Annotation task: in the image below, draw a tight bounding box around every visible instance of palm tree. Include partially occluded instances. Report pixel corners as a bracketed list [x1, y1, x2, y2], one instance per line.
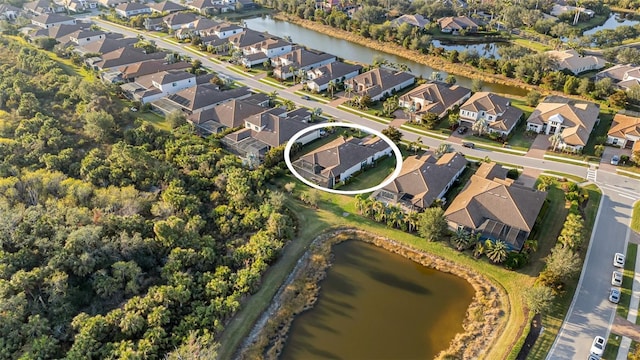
[386, 206, 405, 229]
[523, 239, 539, 254]
[372, 200, 386, 222]
[472, 118, 489, 137]
[473, 240, 485, 259]
[282, 99, 295, 111]
[268, 91, 278, 107]
[549, 132, 563, 152]
[327, 80, 336, 99]
[355, 194, 365, 214]
[345, 86, 353, 99]
[485, 239, 509, 264]
[405, 210, 419, 233]
[361, 197, 374, 217]
[451, 228, 471, 251]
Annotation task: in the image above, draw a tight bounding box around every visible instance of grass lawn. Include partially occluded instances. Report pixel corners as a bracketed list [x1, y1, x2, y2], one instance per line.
[617, 243, 638, 319]
[137, 111, 170, 131]
[574, 14, 609, 32]
[632, 202, 640, 233]
[527, 184, 602, 359]
[511, 37, 551, 52]
[602, 332, 623, 360]
[584, 110, 614, 157]
[541, 170, 586, 183]
[338, 156, 397, 191]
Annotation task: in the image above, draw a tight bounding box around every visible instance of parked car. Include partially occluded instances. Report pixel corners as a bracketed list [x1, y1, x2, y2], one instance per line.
[611, 155, 620, 165]
[590, 336, 606, 356]
[462, 142, 475, 149]
[612, 271, 623, 286]
[457, 126, 468, 134]
[614, 252, 625, 268]
[301, 95, 310, 100]
[587, 355, 600, 360]
[609, 288, 621, 304]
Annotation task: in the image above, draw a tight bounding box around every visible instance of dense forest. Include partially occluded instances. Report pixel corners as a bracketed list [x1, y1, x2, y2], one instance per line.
[0, 37, 295, 358]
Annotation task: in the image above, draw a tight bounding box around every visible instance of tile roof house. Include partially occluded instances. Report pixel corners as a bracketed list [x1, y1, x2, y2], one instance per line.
[437, 16, 479, 34]
[188, 99, 267, 135]
[228, 30, 292, 67]
[97, 0, 128, 7]
[154, 84, 252, 114]
[222, 107, 318, 159]
[306, 61, 362, 92]
[68, 29, 107, 46]
[187, 0, 236, 15]
[444, 162, 547, 251]
[272, 47, 336, 80]
[31, 13, 76, 28]
[597, 65, 640, 90]
[344, 68, 416, 101]
[372, 151, 467, 211]
[607, 113, 640, 152]
[0, 4, 20, 20]
[31, 23, 88, 44]
[89, 47, 167, 71]
[23, 0, 63, 15]
[162, 12, 199, 30]
[149, 0, 186, 13]
[175, 18, 220, 39]
[120, 70, 196, 103]
[547, 49, 606, 75]
[399, 81, 471, 121]
[459, 92, 523, 136]
[115, 2, 151, 18]
[292, 135, 393, 189]
[391, 14, 429, 29]
[526, 96, 600, 152]
[74, 36, 138, 56]
[118, 59, 191, 82]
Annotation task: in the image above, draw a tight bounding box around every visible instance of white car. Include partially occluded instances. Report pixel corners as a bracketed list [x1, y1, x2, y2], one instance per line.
[588, 355, 600, 360]
[591, 336, 606, 356]
[609, 288, 621, 304]
[614, 252, 625, 268]
[610, 155, 620, 165]
[612, 271, 623, 286]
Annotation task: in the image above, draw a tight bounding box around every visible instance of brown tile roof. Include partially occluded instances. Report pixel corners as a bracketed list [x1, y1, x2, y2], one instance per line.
[400, 81, 471, 117]
[527, 95, 600, 147]
[162, 12, 198, 26]
[120, 59, 191, 80]
[444, 163, 547, 249]
[244, 108, 312, 148]
[78, 37, 137, 55]
[149, 0, 185, 12]
[375, 151, 467, 209]
[597, 64, 637, 82]
[96, 47, 167, 70]
[391, 14, 429, 28]
[188, 99, 266, 128]
[437, 16, 479, 31]
[609, 113, 640, 139]
[460, 91, 509, 116]
[344, 68, 415, 99]
[166, 84, 251, 112]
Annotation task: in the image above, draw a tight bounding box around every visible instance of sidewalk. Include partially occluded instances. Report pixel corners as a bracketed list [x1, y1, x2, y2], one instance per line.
[616, 247, 640, 360]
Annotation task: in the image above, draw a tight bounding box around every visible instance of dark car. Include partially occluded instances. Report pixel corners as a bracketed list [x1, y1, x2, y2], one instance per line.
[457, 126, 468, 134]
[462, 142, 475, 149]
[301, 95, 311, 100]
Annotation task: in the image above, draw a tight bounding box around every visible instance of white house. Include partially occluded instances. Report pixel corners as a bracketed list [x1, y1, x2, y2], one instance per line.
[115, 2, 151, 18]
[399, 81, 471, 121]
[306, 61, 362, 92]
[0, 4, 20, 20]
[31, 13, 76, 29]
[69, 30, 106, 46]
[211, 23, 242, 38]
[547, 49, 606, 75]
[607, 113, 640, 151]
[240, 38, 292, 68]
[458, 92, 523, 136]
[271, 48, 336, 80]
[121, 70, 196, 104]
[526, 95, 600, 152]
[344, 68, 415, 102]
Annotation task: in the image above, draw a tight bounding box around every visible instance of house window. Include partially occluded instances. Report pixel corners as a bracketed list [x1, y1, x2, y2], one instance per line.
[173, 82, 177, 87]
[612, 138, 618, 145]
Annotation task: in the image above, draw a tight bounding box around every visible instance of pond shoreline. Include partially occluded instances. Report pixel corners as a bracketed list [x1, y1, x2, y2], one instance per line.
[272, 13, 533, 95]
[235, 227, 508, 360]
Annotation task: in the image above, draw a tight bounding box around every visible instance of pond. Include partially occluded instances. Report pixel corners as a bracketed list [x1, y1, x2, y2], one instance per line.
[432, 39, 505, 59]
[583, 13, 640, 36]
[280, 240, 475, 360]
[244, 16, 528, 96]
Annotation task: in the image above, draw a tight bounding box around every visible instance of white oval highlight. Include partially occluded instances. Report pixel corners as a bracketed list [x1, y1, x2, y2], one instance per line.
[284, 122, 403, 195]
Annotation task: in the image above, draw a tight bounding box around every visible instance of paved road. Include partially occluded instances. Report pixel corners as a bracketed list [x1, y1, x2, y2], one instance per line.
[92, 19, 640, 359]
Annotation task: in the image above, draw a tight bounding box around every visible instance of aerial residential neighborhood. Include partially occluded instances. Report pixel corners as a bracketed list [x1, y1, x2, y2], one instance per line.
[0, 0, 639, 359]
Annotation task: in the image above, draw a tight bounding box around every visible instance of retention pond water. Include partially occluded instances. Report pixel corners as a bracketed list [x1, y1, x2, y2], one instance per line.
[280, 240, 475, 359]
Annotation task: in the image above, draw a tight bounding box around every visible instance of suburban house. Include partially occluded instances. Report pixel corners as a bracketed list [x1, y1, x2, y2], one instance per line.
[68, 29, 106, 46]
[546, 49, 606, 75]
[207, 22, 243, 38]
[148, 0, 186, 13]
[187, 0, 236, 14]
[437, 16, 479, 34]
[188, 98, 267, 135]
[292, 135, 393, 189]
[23, 0, 63, 15]
[607, 113, 640, 151]
[31, 23, 89, 46]
[227, 30, 292, 67]
[526, 96, 600, 152]
[399, 81, 471, 122]
[0, 4, 20, 20]
[550, 4, 595, 18]
[162, 12, 199, 30]
[62, 0, 98, 13]
[118, 59, 191, 82]
[596, 64, 640, 90]
[120, 70, 196, 104]
[458, 92, 523, 136]
[115, 2, 151, 18]
[97, 0, 128, 7]
[74, 36, 136, 56]
[344, 68, 416, 102]
[372, 151, 467, 211]
[88, 47, 167, 71]
[31, 13, 76, 29]
[391, 14, 429, 29]
[223, 107, 318, 159]
[444, 162, 547, 251]
[152, 84, 252, 114]
[306, 61, 362, 92]
[272, 47, 336, 80]
[175, 18, 220, 39]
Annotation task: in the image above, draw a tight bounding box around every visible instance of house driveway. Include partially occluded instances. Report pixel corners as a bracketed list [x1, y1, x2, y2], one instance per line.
[526, 135, 550, 159]
[601, 146, 633, 171]
[515, 168, 542, 189]
[612, 315, 640, 343]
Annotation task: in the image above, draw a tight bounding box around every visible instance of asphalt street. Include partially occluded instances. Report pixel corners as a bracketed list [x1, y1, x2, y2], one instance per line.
[91, 18, 640, 359]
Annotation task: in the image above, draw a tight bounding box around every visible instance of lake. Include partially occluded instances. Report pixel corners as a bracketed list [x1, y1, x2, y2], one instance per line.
[280, 240, 475, 360]
[583, 13, 640, 36]
[244, 16, 528, 96]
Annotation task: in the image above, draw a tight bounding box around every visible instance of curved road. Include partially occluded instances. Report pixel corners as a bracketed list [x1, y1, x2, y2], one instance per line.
[91, 18, 640, 359]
